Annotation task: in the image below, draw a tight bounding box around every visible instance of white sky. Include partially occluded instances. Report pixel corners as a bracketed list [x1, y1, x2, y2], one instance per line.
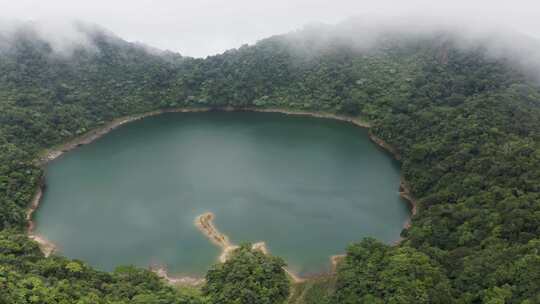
[1, 0, 539, 57]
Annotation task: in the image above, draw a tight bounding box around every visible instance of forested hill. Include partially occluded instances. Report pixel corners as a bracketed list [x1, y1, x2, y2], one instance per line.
[0, 21, 539, 303]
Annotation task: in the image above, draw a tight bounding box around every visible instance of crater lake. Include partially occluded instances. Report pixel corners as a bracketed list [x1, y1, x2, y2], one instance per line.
[34, 111, 410, 277]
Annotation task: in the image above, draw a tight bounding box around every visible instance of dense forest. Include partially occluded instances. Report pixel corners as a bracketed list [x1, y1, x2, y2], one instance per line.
[0, 21, 539, 303]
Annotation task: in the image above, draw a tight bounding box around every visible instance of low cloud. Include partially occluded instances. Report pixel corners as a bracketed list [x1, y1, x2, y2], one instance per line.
[276, 15, 540, 81]
[0, 19, 102, 57]
[1, 13, 540, 81]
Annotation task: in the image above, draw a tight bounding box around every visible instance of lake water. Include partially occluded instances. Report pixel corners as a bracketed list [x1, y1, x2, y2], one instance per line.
[34, 111, 409, 277]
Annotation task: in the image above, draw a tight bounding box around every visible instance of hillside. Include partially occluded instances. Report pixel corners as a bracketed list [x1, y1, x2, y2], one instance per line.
[0, 21, 539, 303]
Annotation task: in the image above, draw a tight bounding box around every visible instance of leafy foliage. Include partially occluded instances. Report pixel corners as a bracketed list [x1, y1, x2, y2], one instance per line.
[204, 244, 289, 304]
[0, 22, 539, 303]
[333, 238, 453, 303]
[0, 231, 203, 304]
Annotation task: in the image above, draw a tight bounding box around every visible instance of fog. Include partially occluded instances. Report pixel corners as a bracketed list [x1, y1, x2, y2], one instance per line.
[300, 15, 540, 68]
[0, 0, 539, 57]
[2, 0, 540, 79]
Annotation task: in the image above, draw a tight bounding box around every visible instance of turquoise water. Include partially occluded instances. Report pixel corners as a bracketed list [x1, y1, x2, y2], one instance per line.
[34, 111, 409, 276]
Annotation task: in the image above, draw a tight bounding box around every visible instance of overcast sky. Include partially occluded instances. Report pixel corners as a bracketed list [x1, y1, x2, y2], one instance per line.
[0, 0, 539, 57]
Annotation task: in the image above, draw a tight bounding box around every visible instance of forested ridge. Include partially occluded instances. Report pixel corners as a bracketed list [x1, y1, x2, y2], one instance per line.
[0, 21, 539, 303]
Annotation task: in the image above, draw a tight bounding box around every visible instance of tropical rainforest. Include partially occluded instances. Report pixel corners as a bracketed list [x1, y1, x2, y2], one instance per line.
[0, 20, 539, 303]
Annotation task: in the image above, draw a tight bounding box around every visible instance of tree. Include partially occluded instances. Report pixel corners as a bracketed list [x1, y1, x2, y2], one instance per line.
[333, 238, 454, 304]
[203, 244, 290, 304]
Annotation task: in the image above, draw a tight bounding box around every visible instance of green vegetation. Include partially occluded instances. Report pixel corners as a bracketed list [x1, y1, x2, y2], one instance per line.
[0, 22, 539, 303]
[0, 231, 203, 303]
[288, 276, 335, 304]
[334, 238, 453, 303]
[204, 244, 289, 304]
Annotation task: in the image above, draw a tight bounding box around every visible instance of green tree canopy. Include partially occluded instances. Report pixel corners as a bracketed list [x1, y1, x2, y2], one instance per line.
[204, 244, 290, 304]
[333, 238, 453, 304]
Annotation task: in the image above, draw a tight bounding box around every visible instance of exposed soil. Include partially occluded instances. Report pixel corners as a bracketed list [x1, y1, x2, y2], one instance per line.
[194, 212, 305, 283]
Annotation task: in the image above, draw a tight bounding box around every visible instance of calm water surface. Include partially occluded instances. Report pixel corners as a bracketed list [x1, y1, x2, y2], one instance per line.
[35, 112, 409, 276]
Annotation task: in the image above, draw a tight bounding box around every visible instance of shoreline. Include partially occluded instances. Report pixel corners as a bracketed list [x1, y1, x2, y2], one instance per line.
[26, 105, 417, 284]
[399, 179, 417, 229]
[330, 254, 346, 272]
[150, 265, 205, 287]
[26, 179, 57, 257]
[250, 108, 417, 228]
[194, 212, 239, 263]
[194, 212, 305, 283]
[36, 107, 216, 165]
[27, 107, 217, 253]
[246, 108, 371, 129]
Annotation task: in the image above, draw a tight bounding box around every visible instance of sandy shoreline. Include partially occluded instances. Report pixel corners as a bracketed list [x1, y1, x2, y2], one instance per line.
[195, 212, 239, 263]
[150, 265, 205, 286]
[251, 107, 417, 226]
[26, 105, 417, 284]
[26, 180, 57, 257]
[365, 131, 417, 229]
[27, 107, 221, 255]
[330, 254, 346, 272]
[36, 107, 216, 165]
[194, 212, 305, 283]
[399, 179, 417, 229]
[247, 108, 371, 129]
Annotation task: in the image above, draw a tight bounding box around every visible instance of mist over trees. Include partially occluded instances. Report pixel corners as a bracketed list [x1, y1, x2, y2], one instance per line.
[0, 19, 539, 303]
